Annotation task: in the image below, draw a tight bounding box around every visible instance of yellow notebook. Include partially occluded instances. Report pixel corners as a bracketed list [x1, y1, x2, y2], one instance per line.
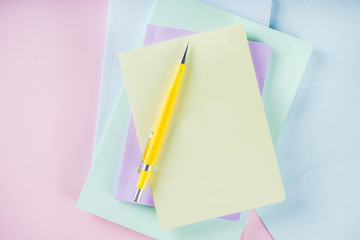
[119, 24, 284, 230]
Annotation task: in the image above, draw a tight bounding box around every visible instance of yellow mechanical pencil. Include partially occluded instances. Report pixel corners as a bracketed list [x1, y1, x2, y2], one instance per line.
[134, 42, 189, 202]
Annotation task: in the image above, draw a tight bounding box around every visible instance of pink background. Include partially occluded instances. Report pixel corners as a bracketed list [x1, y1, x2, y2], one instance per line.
[0, 1, 271, 239]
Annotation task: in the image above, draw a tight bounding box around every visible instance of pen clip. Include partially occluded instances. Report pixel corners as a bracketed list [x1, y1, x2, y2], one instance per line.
[137, 132, 153, 173]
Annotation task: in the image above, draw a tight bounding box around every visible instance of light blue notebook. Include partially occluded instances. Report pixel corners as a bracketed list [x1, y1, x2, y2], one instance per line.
[93, 0, 156, 154]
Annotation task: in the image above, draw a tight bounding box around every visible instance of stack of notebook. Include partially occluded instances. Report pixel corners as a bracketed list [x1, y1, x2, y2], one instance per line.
[77, 0, 312, 239]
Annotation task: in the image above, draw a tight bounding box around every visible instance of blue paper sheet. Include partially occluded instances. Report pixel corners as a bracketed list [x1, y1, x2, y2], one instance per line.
[256, 1, 360, 239]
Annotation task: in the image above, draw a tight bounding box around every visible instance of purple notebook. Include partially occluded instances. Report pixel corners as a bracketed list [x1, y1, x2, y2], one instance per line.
[116, 24, 270, 221]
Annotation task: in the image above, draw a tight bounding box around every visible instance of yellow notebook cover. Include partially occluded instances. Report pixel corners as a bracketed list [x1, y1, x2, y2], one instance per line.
[119, 24, 284, 230]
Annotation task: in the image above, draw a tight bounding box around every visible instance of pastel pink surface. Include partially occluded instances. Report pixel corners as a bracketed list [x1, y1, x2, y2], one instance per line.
[240, 210, 274, 240]
[0, 1, 151, 240]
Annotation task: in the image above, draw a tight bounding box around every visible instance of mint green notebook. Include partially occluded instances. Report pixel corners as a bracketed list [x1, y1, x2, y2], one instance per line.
[77, 0, 312, 238]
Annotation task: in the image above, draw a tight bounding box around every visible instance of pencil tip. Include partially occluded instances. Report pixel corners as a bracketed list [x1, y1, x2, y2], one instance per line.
[180, 42, 189, 64]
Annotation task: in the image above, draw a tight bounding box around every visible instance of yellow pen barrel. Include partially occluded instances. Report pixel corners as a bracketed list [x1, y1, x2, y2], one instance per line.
[136, 170, 151, 190]
[167, 63, 185, 108]
[144, 63, 186, 167]
[134, 59, 187, 202]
